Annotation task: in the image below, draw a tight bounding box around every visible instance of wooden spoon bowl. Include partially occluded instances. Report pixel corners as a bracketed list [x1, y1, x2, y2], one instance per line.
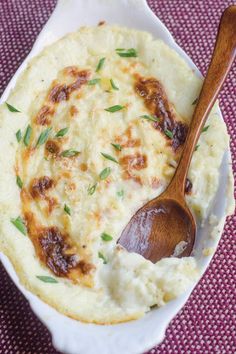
[118, 196, 195, 263]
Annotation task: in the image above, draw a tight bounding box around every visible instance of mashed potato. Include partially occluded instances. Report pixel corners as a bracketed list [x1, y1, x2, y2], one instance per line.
[0, 25, 232, 323]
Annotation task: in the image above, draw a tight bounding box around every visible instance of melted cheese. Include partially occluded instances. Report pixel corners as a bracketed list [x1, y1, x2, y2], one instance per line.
[0, 25, 233, 324]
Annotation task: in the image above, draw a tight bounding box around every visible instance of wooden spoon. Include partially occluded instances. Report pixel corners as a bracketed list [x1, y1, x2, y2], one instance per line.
[118, 5, 236, 263]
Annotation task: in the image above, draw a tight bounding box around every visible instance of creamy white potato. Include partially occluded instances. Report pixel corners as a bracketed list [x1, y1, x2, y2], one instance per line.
[0, 25, 233, 324]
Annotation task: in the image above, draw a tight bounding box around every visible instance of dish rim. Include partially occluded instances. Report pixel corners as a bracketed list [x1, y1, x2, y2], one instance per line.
[0, 1, 233, 354]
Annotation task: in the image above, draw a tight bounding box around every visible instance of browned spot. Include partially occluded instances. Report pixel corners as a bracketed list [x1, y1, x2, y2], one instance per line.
[69, 70, 90, 91]
[61, 171, 71, 179]
[122, 67, 130, 74]
[35, 106, 54, 125]
[77, 260, 94, 275]
[67, 182, 76, 191]
[46, 197, 58, 214]
[120, 153, 147, 185]
[134, 74, 188, 151]
[45, 140, 60, 155]
[151, 177, 160, 189]
[130, 62, 138, 69]
[48, 83, 69, 103]
[39, 226, 79, 276]
[80, 163, 88, 172]
[123, 171, 142, 185]
[63, 66, 81, 78]
[48, 70, 90, 103]
[92, 211, 101, 222]
[22, 148, 35, 162]
[98, 20, 106, 26]
[116, 126, 141, 148]
[23, 212, 94, 284]
[120, 153, 147, 171]
[30, 176, 54, 199]
[70, 105, 78, 117]
[185, 178, 193, 194]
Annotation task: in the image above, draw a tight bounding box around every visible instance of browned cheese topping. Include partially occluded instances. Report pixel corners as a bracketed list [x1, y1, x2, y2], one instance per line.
[35, 67, 90, 126]
[30, 176, 54, 199]
[134, 75, 188, 151]
[120, 153, 147, 185]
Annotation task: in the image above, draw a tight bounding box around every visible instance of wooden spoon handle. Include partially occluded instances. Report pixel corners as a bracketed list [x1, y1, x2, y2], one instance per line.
[167, 5, 236, 196]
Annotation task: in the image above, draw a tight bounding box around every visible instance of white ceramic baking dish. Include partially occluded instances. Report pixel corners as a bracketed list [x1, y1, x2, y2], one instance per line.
[0, 1, 233, 353]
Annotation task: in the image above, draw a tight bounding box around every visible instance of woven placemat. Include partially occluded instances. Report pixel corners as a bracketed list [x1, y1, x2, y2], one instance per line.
[0, 1, 235, 353]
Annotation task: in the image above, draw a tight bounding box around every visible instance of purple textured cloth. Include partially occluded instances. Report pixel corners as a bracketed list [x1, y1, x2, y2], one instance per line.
[0, 0, 235, 353]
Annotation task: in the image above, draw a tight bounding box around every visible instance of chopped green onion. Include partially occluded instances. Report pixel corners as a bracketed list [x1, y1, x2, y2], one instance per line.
[36, 127, 52, 147]
[23, 125, 32, 147]
[99, 167, 111, 180]
[16, 129, 22, 143]
[202, 125, 210, 133]
[6, 102, 21, 113]
[61, 149, 80, 157]
[115, 48, 138, 57]
[111, 143, 122, 151]
[16, 176, 23, 189]
[105, 105, 124, 113]
[140, 114, 159, 122]
[101, 152, 118, 164]
[96, 57, 106, 72]
[36, 276, 58, 283]
[88, 183, 97, 195]
[117, 189, 124, 198]
[64, 204, 71, 216]
[164, 129, 173, 139]
[88, 78, 101, 85]
[101, 232, 113, 241]
[192, 97, 198, 105]
[10, 216, 27, 235]
[98, 251, 108, 264]
[110, 79, 119, 90]
[55, 127, 69, 138]
[195, 144, 200, 151]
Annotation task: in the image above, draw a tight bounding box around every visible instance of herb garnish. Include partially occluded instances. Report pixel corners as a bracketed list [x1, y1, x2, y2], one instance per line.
[101, 232, 113, 241]
[195, 144, 200, 151]
[140, 114, 159, 122]
[111, 143, 122, 151]
[61, 149, 80, 157]
[192, 97, 198, 105]
[98, 251, 108, 264]
[96, 57, 106, 72]
[164, 129, 173, 139]
[115, 48, 138, 57]
[88, 78, 101, 85]
[16, 129, 22, 143]
[105, 105, 124, 113]
[16, 176, 23, 189]
[23, 125, 32, 146]
[101, 152, 118, 164]
[117, 189, 124, 198]
[36, 127, 52, 147]
[36, 276, 58, 283]
[88, 183, 97, 195]
[99, 167, 111, 180]
[64, 204, 71, 216]
[110, 79, 119, 90]
[6, 102, 21, 113]
[10, 216, 27, 235]
[202, 125, 210, 133]
[55, 127, 69, 138]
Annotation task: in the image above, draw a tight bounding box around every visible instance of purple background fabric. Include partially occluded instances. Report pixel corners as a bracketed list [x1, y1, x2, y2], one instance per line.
[0, 0, 235, 353]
